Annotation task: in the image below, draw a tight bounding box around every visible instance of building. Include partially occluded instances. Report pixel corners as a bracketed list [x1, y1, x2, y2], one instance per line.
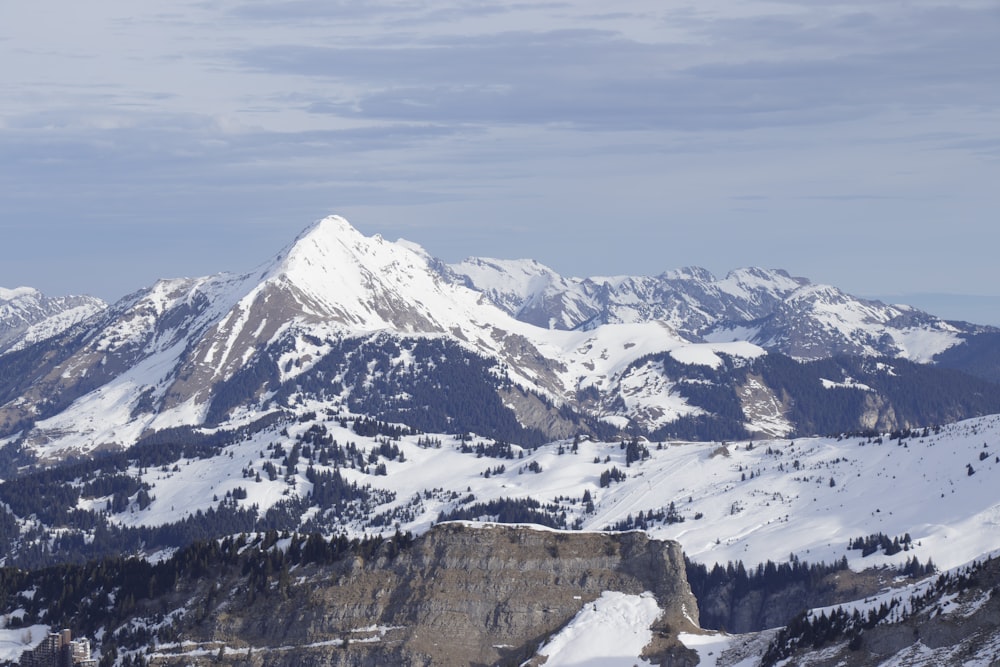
[18, 629, 97, 667]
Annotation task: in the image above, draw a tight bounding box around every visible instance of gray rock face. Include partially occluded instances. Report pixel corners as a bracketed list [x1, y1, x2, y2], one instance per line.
[149, 524, 701, 666]
[743, 555, 1000, 667]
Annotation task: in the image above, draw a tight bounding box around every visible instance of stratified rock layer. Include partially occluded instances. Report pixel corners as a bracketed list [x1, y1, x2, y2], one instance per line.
[151, 523, 701, 666]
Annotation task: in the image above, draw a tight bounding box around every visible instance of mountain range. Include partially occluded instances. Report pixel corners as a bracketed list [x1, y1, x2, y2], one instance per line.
[1, 215, 997, 464]
[0, 287, 104, 355]
[5, 215, 1000, 665]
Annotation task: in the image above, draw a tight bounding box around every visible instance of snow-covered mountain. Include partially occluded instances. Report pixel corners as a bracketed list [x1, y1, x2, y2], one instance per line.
[0, 215, 998, 462]
[0, 218, 543, 453]
[0, 217, 757, 458]
[0, 286, 105, 354]
[448, 259, 973, 361]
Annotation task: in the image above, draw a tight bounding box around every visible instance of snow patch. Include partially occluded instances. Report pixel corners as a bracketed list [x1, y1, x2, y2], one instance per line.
[0, 624, 50, 663]
[534, 591, 661, 666]
[889, 327, 962, 363]
[678, 632, 759, 667]
[820, 378, 872, 391]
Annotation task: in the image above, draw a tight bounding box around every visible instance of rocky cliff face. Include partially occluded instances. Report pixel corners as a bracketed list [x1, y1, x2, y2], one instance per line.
[146, 524, 701, 666]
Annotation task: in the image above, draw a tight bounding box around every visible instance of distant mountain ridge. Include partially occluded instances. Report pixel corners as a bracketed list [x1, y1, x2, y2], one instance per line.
[0, 286, 106, 354]
[447, 258, 975, 361]
[1, 215, 997, 461]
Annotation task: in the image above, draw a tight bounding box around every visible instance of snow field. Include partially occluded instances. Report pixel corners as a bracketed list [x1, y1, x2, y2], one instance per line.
[71, 408, 1000, 580]
[0, 624, 50, 663]
[532, 591, 661, 666]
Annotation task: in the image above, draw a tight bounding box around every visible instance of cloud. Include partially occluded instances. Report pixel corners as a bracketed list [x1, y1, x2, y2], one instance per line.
[0, 109, 472, 205]
[224, 0, 413, 24]
[224, 1, 571, 27]
[232, 29, 639, 85]
[222, 4, 999, 136]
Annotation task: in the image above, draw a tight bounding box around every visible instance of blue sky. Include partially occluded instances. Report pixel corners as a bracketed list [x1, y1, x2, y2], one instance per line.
[2, 1, 999, 323]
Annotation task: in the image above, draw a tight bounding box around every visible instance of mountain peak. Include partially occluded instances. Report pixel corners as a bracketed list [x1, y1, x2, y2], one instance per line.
[297, 214, 359, 240]
[663, 266, 716, 283]
[718, 267, 808, 297]
[251, 214, 494, 334]
[268, 214, 373, 281]
[284, 214, 364, 257]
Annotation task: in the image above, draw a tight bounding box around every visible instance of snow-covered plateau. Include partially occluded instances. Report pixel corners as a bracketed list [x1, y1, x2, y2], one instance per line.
[77, 411, 1000, 575]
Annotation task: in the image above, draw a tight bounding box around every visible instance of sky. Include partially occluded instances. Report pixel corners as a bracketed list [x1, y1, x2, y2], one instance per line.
[1, 1, 999, 323]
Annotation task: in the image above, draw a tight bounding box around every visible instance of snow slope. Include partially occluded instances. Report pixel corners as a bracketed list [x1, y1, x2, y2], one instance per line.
[7, 216, 771, 459]
[532, 591, 662, 666]
[71, 404, 1000, 577]
[0, 624, 50, 663]
[450, 254, 969, 362]
[0, 286, 105, 353]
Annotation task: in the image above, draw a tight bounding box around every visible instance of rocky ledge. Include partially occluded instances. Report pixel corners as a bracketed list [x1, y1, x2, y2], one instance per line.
[148, 523, 701, 666]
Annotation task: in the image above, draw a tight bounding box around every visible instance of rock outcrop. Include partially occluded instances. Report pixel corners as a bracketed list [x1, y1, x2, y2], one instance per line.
[148, 523, 701, 666]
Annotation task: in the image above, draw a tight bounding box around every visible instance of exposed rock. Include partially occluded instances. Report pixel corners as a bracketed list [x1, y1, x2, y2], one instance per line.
[497, 387, 582, 441]
[757, 555, 1000, 666]
[0, 287, 105, 354]
[148, 523, 700, 666]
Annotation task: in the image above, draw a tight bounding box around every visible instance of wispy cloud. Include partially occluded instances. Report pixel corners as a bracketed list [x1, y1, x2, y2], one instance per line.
[223, 5, 1000, 134]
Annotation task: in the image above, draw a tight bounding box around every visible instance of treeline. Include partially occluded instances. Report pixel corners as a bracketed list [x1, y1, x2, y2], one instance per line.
[605, 502, 685, 531]
[645, 353, 751, 441]
[754, 355, 869, 435]
[460, 438, 516, 459]
[0, 415, 293, 564]
[129, 413, 285, 466]
[848, 532, 914, 557]
[351, 416, 418, 439]
[206, 333, 557, 446]
[348, 339, 547, 447]
[935, 331, 1000, 384]
[686, 556, 850, 631]
[305, 466, 387, 511]
[639, 349, 1000, 440]
[437, 497, 567, 529]
[0, 409, 420, 568]
[289, 425, 407, 472]
[0, 529, 414, 647]
[761, 603, 894, 666]
[687, 557, 849, 607]
[1, 465, 388, 570]
[203, 339, 285, 424]
[0, 401, 431, 567]
[764, 355, 1000, 435]
[8, 504, 258, 569]
[760, 559, 986, 666]
[0, 439, 34, 479]
[687, 551, 939, 637]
